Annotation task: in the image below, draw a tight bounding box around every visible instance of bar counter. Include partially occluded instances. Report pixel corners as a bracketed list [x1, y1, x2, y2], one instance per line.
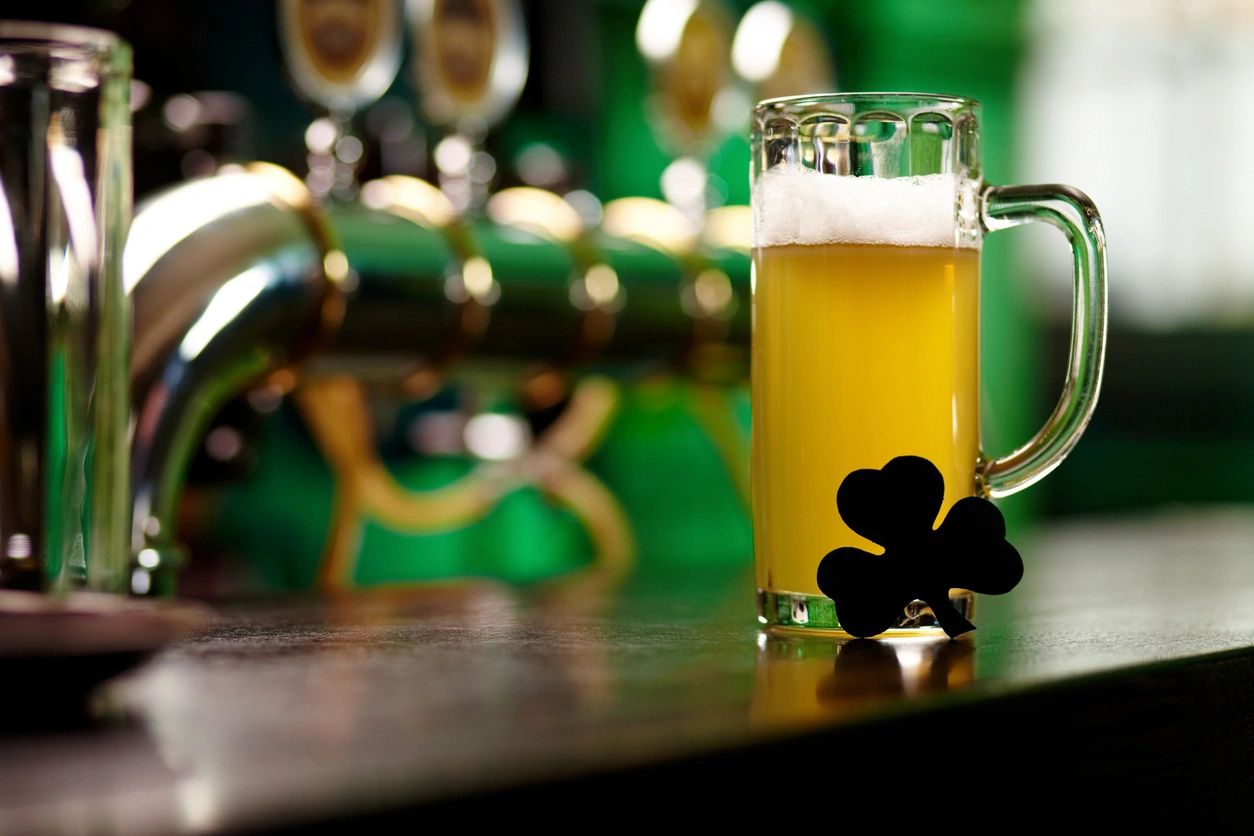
[3, 509, 1254, 830]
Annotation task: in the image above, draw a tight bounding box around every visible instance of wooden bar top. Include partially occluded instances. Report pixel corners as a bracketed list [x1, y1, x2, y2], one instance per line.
[2, 508, 1253, 830]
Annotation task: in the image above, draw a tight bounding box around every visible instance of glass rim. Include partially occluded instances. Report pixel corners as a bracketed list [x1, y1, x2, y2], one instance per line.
[755, 91, 981, 111]
[0, 20, 126, 57]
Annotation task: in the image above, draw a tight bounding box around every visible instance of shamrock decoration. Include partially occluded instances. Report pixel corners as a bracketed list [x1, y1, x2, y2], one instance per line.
[816, 456, 1023, 639]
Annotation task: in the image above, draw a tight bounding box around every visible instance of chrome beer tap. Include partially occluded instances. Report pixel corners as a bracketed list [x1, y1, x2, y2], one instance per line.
[123, 0, 760, 595]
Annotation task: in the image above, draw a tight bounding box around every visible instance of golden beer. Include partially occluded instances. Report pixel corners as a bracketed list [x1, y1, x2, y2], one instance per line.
[751, 240, 980, 601]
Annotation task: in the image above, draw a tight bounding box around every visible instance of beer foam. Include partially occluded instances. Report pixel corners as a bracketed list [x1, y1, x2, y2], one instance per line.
[752, 166, 976, 249]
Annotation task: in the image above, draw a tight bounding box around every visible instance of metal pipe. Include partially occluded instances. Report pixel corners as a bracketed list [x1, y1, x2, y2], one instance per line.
[125, 166, 749, 594]
[126, 165, 343, 595]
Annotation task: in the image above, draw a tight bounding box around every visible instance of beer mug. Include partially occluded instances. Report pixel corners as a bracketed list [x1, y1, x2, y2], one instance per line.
[751, 93, 1106, 631]
[0, 23, 131, 592]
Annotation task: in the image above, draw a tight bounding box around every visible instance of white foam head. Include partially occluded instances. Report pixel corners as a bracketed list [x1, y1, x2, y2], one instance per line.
[752, 166, 977, 249]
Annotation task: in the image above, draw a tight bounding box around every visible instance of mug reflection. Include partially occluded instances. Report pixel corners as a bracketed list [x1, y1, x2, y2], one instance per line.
[751, 633, 974, 730]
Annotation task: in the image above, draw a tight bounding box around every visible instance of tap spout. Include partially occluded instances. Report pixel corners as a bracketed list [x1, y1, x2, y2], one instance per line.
[126, 165, 341, 594]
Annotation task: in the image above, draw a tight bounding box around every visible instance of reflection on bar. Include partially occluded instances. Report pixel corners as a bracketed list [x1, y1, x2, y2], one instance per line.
[752, 633, 974, 730]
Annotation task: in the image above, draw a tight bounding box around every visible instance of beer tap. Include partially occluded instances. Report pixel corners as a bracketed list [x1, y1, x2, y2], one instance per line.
[127, 0, 407, 595]
[299, 0, 639, 590]
[124, 0, 768, 595]
[278, 0, 404, 201]
[408, 0, 527, 217]
[617, 0, 836, 505]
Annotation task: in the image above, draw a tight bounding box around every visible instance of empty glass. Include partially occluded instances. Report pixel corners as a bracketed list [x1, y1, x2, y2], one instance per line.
[0, 22, 131, 592]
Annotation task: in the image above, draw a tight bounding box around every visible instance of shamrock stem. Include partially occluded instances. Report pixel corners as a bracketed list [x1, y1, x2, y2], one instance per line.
[927, 591, 975, 639]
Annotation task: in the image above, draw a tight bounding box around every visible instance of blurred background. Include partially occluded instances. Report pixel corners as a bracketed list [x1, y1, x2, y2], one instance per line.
[12, 0, 1251, 597]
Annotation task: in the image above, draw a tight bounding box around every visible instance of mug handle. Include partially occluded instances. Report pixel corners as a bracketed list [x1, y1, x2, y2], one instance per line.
[977, 184, 1108, 498]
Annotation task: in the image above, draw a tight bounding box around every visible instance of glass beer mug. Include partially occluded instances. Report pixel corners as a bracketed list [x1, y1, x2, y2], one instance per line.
[751, 93, 1106, 631]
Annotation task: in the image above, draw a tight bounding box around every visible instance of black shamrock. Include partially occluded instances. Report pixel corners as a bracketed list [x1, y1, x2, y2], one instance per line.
[816, 455, 1023, 639]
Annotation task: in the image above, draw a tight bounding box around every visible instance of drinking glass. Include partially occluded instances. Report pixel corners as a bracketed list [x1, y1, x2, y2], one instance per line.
[0, 22, 131, 592]
[751, 93, 1106, 631]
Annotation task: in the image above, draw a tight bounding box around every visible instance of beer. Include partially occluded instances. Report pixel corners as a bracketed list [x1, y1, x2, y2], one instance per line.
[751, 169, 980, 606]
